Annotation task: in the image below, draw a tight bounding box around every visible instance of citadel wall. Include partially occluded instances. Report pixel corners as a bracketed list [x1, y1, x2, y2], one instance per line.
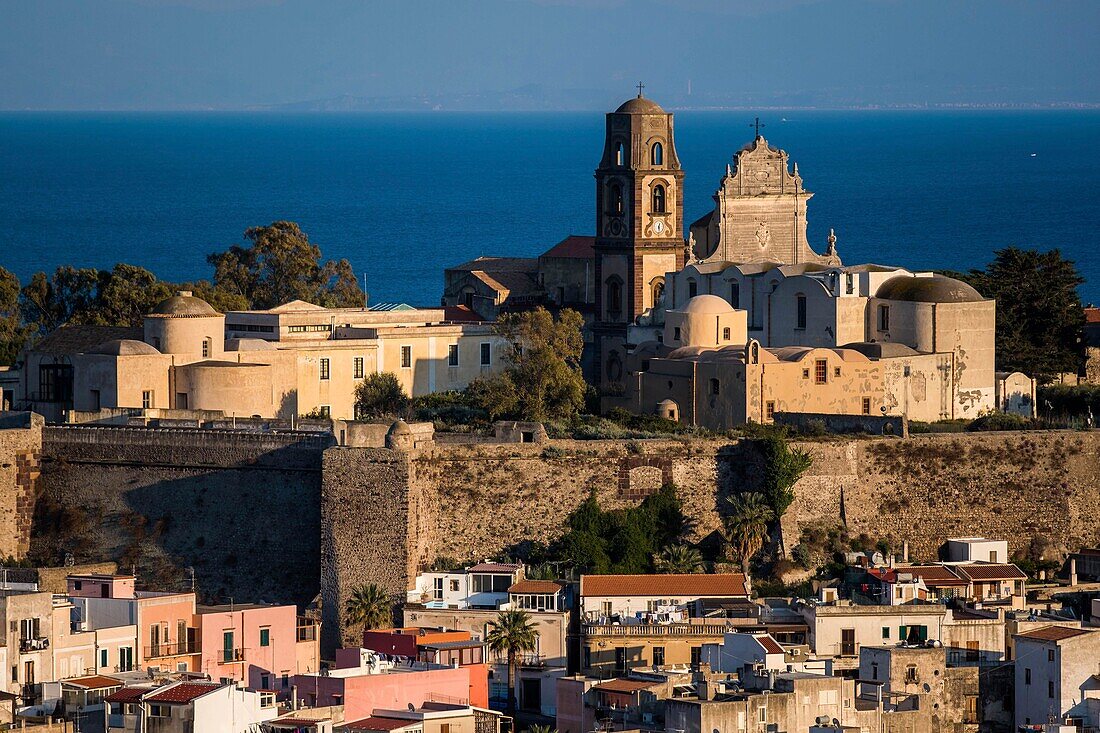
[0, 411, 44, 559]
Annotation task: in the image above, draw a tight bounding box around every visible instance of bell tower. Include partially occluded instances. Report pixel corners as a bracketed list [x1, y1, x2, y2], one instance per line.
[593, 88, 685, 388]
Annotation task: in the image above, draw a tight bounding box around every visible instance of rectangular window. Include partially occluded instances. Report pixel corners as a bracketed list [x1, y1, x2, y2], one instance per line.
[260, 628, 270, 647]
[878, 304, 890, 331]
[1048, 680, 1055, 698]
[845, 273, 854, 294]
[966, 641, 980, 662]
[223, 631, 235, 663]
[401, 346, 412, 369]
[142, 390, 153, 409]
[448, 344, 459, 367]
[862, 397, 871, 415]
[202, 339, 210, 358]
[765, 401, 775, 420]
[881, 626, 890, 640]
[100, 649, 108, 669]
[353, 357, 364, 379]
[480, 343, 491, 366]
[319, 358, 330, 380]
[318, 405, 331, 418]
[601, 601, 613, 617]
[674, 327, 682, 341]
[796, 295, 807, 329]
[834, 366, 841, 377]
[433, 577, 444, 600]
[722, 327, 731, 341]
[802, 368, 810, 379]
[653, 646, 665, 667]
[814, 359, 828, 385]
[1025, 668, 1031, 685]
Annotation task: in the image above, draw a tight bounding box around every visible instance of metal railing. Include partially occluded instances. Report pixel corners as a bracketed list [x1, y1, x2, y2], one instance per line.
[144, 641, 200, 658]
[219, 648, 246, 663]
[582, 623, 731, 637]
[19, 637, 50, 653]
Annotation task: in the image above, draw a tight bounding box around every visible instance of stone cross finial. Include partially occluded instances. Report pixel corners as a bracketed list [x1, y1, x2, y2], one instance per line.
[636, 81, 645, 97]
[750, 116, 765, 138]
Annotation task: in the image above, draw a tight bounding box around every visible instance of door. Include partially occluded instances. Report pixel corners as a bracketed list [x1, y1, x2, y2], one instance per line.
[841, 628, 856, 656]
[119, 647, 133, 672]
[177, 620, 187, 653]
[223, 631, 235, 663]
[150, 625, 161, 657]
[521, 679, 541, 712]
[24, 661, 34, 686]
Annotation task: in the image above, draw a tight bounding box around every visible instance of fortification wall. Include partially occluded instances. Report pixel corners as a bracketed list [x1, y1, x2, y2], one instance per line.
[322, 430, 1100, 650]
[0, 412, 44, 560]
[38, 425, 331, 604]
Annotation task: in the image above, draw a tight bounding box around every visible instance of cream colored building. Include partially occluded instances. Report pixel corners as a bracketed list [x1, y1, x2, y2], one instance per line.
[17, 292, 508, 421]
[615, 288, 989, 429]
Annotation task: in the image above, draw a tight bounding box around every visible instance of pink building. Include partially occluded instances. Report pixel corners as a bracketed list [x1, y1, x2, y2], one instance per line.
[292, 654, 488, 722]
[197, 603, 320, 692]
[68, 574, 200, 673]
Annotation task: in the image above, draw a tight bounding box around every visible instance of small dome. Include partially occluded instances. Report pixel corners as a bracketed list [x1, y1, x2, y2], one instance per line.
[615, 95, 666, 115]
[225, 338, 276, 352]
[388, 419, 412, 436]
[681, 294, 735, 315]
[875, 275, 984, 304]
[149, 291, 221, 318]
[89, 339, 161, 356]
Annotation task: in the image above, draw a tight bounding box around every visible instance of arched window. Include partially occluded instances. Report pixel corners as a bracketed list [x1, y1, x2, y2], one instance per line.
[615, 142, 626, 167]
[730, 282, 740, 309]
[651, 278, 665, 306]
[652, 142, 663, 166]
[609, 183, 623, 215]
[796, 294, 807, 329]
[607, 279, 622, 318]
[652, 184, 666, 214]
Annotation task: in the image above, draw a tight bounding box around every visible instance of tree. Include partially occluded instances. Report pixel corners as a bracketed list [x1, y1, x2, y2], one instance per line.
[527, 726, 559, 733]
[19, 266, 103, 338]
[485, 609, 539, 715]
[724, 492, 775, 576]
[0, 267, 32, 365]
[344, 583, 393, 631]
[953, 247, 1085, 379]
[471, 307, 585, 422]
[655, 543, 705, 574]
[756, 435, 812, 555]
[207, 221, 364, 310]
[354, 372, 409, 419]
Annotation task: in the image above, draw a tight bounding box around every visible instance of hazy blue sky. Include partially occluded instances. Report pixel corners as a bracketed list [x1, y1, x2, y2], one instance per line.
[2, 0, 1097, 110]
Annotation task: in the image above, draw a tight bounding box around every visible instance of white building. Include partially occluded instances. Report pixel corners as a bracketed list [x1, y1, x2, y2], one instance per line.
[799, 600, 947, 672]
[406, 563, 523, 610]
[1014, 626, 1100, 730]
[946, 537, 1010, 564]
[105, 680, 277, 733]
[578, 573, 748, 622]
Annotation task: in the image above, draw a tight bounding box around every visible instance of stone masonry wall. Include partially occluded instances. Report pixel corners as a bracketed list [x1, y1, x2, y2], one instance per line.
[38, 425, 332, 604]
[323, 430, 1100, 651]
[0, 412, 44, 560]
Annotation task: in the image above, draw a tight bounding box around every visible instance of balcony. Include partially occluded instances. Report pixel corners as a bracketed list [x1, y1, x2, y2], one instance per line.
[19, 637, 49, 653]
[582, 623, 732, 637]
[296, 622, 319, 643]
[219, 648, 246, 663]
[144, 641, 200, 658]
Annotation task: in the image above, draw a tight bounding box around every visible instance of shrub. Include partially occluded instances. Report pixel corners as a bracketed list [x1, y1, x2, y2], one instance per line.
[354, 372, 408, 419]
[540, 445, 566, 459]
[966, 412, 1033, 432]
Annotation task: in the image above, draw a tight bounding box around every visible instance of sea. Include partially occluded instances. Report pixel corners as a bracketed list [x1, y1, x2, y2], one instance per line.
[1, 110, 1098, 305]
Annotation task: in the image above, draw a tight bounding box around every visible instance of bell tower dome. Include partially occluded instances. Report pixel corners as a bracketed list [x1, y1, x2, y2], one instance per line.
[593, 88, 685, 388]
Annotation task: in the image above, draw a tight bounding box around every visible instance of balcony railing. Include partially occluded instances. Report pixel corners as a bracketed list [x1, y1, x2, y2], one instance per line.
[19, 637, 49, 653]
[144, 641, 200, 658]
[219, 648, 246, 663]
[582, 623, 732, 637]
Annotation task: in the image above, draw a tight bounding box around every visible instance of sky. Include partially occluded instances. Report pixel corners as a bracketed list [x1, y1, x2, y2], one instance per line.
[1, 0, 1098, 110]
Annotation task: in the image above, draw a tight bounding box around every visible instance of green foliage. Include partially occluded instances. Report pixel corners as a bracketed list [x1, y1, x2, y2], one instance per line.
[655, 544, 705, 574]
[468, 307, 585, 422]
[354, 372, 409, 420]
[0, 266, 32, 365]
[756, 435, 813, 519]
[527, 726, 559, 733]
[344, 583, 393, 630]
[1038, 384, 1100, 417]
[952, 247, 1085, 379]
[412, 391, 489, 430]
[553, 485, 688, 574]
[723, 492, 775, 575]
[966, 412, 1034, 432]
[207, 221, 363, 310]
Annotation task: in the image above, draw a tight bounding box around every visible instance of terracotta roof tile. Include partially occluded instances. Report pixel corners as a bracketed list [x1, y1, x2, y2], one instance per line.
[1016, 626, 1093, 643]
[754, 635, 784, 655]
[144, 682, 222, 704]
[32, 325, 142, 355]
[541, 235, 595, 259]
[957, 563, 1027, 581]
[104, 687, 150, 703]
[593, 678, 661, 694]
[509, 580, 564, 594]
[899, 565, 968, 585]
[63, 675, 123, 690]
[580, 573, 747, 598]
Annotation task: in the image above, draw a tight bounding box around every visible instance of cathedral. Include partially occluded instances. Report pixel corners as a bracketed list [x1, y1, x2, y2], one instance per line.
[443, 92, 1010, 425]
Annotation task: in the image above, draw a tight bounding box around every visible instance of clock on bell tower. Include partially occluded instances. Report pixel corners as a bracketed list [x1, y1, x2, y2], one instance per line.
[593, 88, 685, 387]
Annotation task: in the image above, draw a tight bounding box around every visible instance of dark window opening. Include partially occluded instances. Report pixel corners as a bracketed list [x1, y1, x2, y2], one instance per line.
[652, 184, 666, 214]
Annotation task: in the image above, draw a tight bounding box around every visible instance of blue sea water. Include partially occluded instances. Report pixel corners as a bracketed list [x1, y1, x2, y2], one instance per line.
[1, 111, 1098, 304]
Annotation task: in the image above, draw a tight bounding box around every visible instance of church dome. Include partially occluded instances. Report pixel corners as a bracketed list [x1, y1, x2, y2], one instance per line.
[225, 338, 276, 352]
[615, 95, 666, 115]
[681, 294, 735, 315]
[89, 339, 161, 356]
[876, 275, 984, 304]
[149, 291, 221, 318]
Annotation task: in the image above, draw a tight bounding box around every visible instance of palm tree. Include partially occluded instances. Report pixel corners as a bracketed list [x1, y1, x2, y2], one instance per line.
[654, 543, 705, 574]
[485, 609, 539, 715]
[724, 492, 775, 575]
[344, 583, 393, 634]
[527, 726, 559, 733]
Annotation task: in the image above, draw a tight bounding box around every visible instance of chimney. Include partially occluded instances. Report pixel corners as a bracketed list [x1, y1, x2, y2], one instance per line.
[902, 541, 910, 563]
[1070, 558, 1078, 586]
[291, 685, 298, 711]
[888, 555, 895, 569]
[178, 290, 193, 297]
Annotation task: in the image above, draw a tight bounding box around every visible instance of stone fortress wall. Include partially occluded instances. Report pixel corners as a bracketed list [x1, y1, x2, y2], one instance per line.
[0, 411, 44, 559]
[3, 419, 1096, 654]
